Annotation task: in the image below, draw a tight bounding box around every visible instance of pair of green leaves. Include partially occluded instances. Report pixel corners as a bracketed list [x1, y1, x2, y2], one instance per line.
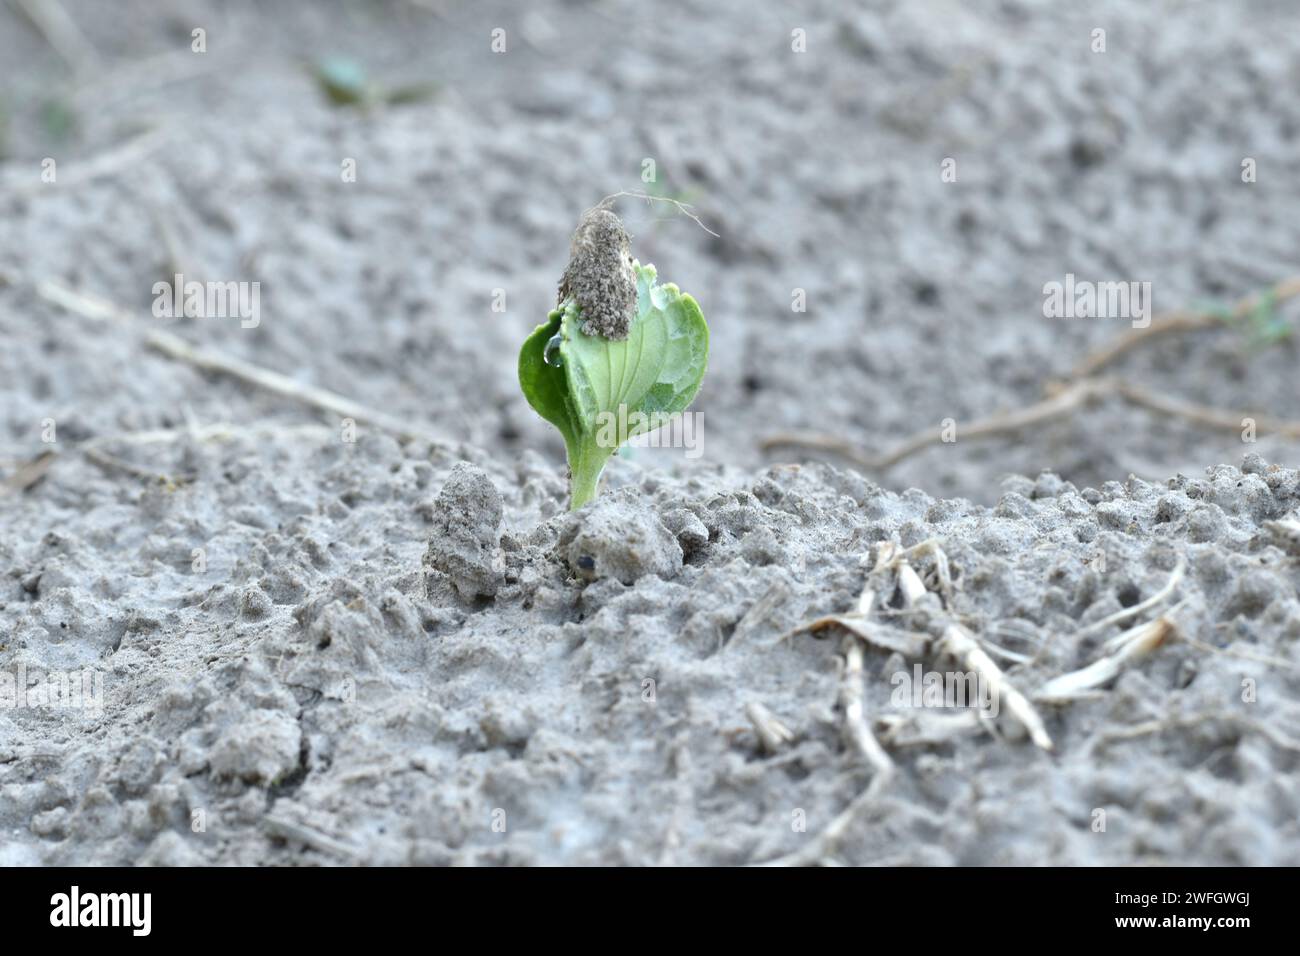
[311, 57, 439, 109]
[519, 263, 709, 509]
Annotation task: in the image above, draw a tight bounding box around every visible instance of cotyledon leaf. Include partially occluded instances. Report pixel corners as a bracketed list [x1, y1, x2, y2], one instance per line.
[518, 261, 709, 509]
[562, 262, 708, 438]
[518, 309, 578, 449]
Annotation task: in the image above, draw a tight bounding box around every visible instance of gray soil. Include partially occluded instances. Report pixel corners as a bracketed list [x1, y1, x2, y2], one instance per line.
[2, 0, 1300, 865]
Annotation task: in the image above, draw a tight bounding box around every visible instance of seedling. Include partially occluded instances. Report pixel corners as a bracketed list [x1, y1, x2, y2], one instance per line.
[310, 56, 438, 109]
[519, 202, 709, 510]
[1204, 286, 1293, 349]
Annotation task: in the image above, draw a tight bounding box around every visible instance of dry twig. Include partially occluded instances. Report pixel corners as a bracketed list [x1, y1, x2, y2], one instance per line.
[1068, 276, 1300, 381]
[761, 276, 1300, 473]
[1115, 380, 1300, 438]
[763, 378, 1110, 471]
[30, 278, 448, 447]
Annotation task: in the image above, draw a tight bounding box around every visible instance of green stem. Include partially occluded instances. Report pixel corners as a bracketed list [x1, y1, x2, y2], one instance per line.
[567, 437, 611, 510]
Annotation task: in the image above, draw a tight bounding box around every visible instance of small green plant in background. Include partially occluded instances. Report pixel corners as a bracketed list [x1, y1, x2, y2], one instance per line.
[41, 97, 76, 140]
[1205, 286, 1293, 350]
[310, 56, 438, 109]
[519, 206, 708, 510]
[1236, 288, 1291, 349]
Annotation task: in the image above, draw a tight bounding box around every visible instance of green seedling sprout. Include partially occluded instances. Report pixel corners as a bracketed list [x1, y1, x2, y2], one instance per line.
[519, 199, 710, 510]
[310, 56, 438, 109]
[1205, 286, 1293, 350]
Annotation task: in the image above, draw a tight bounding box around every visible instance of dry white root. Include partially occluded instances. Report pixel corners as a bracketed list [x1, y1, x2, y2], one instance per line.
[936, 623, 1053, 750]
[1035, 559, 1186, 702]
[758, 545, 901, 865]
[745, 702, 795, 755]
[1036, 614, 1180, 702]
[788, 541, 1190, 760]
[781, 543, 929, 658]
[825, 544, 899, 780]
[875, 709, 981, 748]
[765, 539, 1190, 864]
[838, 636, 896, 778]
[890, 548, 1053, 750]
[263, 815, 359, 862]
[1071, 556, 1185, 643]
[787, 540, 1057, 771]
